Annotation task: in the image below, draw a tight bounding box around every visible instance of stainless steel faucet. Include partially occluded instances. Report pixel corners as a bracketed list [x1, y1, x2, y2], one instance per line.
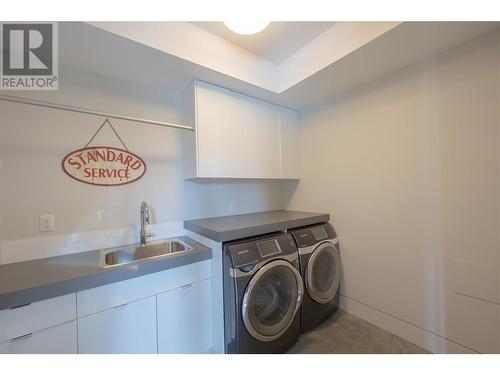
[140, 201, 155, 245]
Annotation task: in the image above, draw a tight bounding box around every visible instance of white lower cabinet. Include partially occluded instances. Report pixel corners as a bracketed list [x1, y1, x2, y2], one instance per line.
[77, 296, 157, 354]
[0, 261, 213, 354]
[0, 321, 77, 354]
[157, 278, 212, 354]
[0, 293, 76, 343]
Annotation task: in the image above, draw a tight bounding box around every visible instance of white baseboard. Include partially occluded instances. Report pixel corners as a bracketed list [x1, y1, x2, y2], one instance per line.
[339, 294, 477, 354]
[451, 259, 500, 305]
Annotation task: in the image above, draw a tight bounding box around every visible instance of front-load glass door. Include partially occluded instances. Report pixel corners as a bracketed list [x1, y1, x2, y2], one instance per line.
[242, 260, 303, 342]
[306, 242, 341, 304]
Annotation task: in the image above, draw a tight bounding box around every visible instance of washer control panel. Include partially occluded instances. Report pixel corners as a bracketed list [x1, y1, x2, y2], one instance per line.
[225, 233, 297, 268]
[291, 223, 336, 248]
[256, 239, 281, 258]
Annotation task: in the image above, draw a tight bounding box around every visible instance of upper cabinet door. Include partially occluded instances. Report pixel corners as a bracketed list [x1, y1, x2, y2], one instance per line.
[182, 81, 299, 180]
[196, 82, 280, 178]
[279, 107, 300, 179]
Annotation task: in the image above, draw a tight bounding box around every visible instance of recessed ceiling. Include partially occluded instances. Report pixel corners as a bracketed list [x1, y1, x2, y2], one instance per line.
[69, 22, 500, 111]
[191, 21, 335, 64]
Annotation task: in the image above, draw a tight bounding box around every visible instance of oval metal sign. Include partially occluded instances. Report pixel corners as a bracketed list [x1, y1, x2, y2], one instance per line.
[62, 146, 146, 186]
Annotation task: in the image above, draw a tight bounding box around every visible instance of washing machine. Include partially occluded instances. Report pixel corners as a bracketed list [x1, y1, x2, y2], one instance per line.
[223, 232, 304, 353]
[290, 223, 341, 332]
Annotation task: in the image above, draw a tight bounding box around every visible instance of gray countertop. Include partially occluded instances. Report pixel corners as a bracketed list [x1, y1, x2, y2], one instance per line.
[184, 210, 330, 242]
[0, 236, 211, 311]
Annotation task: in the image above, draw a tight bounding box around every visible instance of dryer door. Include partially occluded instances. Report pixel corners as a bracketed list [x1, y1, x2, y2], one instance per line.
[242, 260, 303, 342]
[306, 242, 341, 304]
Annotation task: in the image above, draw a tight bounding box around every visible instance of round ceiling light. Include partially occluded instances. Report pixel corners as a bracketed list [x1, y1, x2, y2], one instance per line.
[223, 20, 270, 35]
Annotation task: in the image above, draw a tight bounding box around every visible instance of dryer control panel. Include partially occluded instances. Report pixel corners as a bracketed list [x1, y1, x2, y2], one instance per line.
[225, 233, 297, 268]
[290, 223, 336, 248]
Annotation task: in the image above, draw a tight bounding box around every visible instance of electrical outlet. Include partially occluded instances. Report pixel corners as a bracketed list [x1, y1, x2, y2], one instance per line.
[39, 214, 55, 232]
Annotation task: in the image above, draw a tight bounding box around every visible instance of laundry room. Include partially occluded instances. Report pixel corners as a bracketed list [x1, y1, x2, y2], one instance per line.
[0, 1, 499, 374]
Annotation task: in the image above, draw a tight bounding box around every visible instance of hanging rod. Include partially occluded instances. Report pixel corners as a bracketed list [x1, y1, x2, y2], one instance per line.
[0, 94, 195, 131]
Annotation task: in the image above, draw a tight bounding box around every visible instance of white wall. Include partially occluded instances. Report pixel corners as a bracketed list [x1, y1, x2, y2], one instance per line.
[284, 30, 500, 353]
[183, 180, 284, 220]
[0, 66, 185, 263]
[0, 66, 283, 264]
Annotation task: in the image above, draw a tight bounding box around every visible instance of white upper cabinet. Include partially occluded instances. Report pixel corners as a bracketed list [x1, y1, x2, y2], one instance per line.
[183, 81, 300, 180]
[279, 107, 300, 179]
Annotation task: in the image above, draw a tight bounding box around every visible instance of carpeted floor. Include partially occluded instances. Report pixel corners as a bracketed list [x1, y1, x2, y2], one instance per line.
[288, 309, 429, 354]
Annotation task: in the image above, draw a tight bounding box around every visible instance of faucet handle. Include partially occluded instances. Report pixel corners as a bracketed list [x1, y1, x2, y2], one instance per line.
[145, 232, 155, 238]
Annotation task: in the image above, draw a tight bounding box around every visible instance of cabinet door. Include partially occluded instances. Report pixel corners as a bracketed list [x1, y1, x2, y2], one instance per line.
[0, 321, 77, 354]
[279, 107, 300, 179]
[196, 81, 280, 178]
[0, 293, 76, 343]
[78, 296, 157, 354]
[182, 81, 198, 179]
[157, 278, 212, 354]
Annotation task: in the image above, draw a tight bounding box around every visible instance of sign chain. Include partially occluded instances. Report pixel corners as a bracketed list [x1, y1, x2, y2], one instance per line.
[84, 118, 129, 151]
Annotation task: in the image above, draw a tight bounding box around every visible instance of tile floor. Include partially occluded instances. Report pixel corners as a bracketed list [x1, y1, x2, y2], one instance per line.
[288, 309, 429, 354]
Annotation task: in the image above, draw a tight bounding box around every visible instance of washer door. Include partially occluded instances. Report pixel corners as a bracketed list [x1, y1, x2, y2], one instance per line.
[306, 242, 341, 304]
[242, 259, 304, 342]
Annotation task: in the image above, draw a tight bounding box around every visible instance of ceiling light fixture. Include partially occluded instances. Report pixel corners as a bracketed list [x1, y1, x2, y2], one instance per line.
[223, 20, 270, 35]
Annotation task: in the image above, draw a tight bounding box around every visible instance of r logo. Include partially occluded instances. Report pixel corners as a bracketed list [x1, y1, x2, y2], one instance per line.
[2, 23, 53, 76]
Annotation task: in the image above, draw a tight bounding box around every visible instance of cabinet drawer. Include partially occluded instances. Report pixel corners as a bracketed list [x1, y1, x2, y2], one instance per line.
[0, 321, 77, 354]
[0, 293, 76, 342]
[78, 296, 157, 354]
[77, 260, 211, 317]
